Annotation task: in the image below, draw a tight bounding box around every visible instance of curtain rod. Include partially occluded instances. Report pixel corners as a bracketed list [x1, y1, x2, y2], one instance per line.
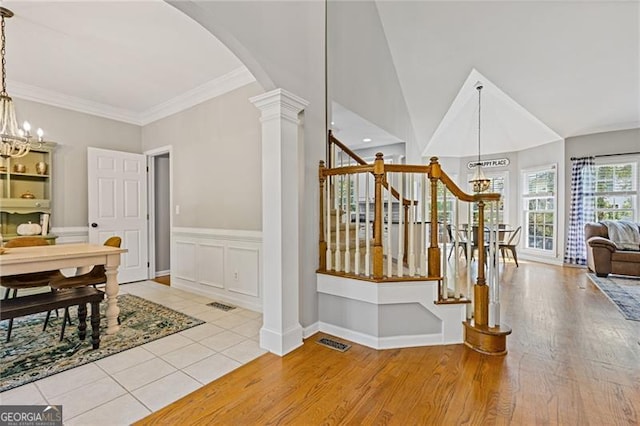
[570, 151, 640, 161]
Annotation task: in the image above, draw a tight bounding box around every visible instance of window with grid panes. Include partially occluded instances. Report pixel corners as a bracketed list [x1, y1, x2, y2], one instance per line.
[522, 165, 556, 252]
[594, 162, 637, 221]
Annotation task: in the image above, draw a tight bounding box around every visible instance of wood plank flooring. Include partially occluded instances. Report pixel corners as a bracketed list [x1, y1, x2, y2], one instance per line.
[152, 275, 170, 286]
[136, 261, 640, 425]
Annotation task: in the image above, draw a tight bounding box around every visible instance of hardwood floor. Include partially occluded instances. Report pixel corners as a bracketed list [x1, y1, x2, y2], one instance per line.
[136, 261, 640, 425]
[153, 275, 170, 286]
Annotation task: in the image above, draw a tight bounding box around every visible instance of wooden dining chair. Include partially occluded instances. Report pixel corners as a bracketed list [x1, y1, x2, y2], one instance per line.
[499, 226, 521, 267]
[47, 236, 122, 339]
[1, 237, 65, 342]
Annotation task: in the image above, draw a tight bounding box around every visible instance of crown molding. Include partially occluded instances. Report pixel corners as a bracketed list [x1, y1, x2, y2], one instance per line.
[140, 66, 256, 125]
[10, 80, 141, 125]
[10, 66, 256, 127]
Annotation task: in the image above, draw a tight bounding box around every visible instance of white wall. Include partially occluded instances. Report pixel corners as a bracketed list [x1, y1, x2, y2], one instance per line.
[141, 82, 264, 231]
[327, 1, 419, 162]
[14, 98, 141, 229]
[170, 0, 326, 327]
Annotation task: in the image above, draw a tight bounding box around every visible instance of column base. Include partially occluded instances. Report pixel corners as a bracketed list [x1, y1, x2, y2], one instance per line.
[463, 320, 512, 356]
[260, 324, 303, 356]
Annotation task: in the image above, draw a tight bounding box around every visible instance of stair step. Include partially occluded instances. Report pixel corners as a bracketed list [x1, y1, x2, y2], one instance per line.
[329, 239, 368, 251]
[328, 223, 359, 233]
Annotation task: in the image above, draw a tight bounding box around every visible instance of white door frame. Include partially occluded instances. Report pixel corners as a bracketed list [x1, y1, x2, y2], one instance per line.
[144, 145, 173, 280]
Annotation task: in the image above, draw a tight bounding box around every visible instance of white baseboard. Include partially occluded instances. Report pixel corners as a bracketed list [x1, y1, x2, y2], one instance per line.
[303, 322, 320, 338]
[154, 269, 170, 277]
[318, 322, 447, 350]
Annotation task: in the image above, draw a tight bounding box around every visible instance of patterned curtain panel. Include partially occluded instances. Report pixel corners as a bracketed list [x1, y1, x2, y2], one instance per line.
[564, 156, 595, 265]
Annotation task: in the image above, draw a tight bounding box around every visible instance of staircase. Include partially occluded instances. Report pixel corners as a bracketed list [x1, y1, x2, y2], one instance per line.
[316, 132, 511, 354]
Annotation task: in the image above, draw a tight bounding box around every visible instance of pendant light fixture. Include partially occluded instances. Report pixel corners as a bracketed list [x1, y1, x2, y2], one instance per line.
[469, 82, 491, 193]
[0, 6, 43, 158]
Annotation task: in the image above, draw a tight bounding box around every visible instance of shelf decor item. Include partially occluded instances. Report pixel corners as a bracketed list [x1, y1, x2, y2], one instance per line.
[0, 6, 44, 159]
[20, 191, 35, 199]
[35, 161, 47, 175]
[17, 221, 42, 236]
[13, 163, 25, 173]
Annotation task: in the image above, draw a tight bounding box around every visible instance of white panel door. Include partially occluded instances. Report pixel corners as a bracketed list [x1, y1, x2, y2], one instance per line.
[88, 147, 148, 283]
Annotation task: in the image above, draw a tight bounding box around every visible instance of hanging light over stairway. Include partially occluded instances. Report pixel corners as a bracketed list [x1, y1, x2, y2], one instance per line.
[469, 82, 491, 193]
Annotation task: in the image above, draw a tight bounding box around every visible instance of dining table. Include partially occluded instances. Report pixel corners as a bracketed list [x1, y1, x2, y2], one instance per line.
[0, 243, 127, 334]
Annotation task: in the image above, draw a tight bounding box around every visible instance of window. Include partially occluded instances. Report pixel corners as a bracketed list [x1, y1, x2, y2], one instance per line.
[522, 165, 556, 253]
[467, 172, 508, 224]
[594, 161, 637, 221]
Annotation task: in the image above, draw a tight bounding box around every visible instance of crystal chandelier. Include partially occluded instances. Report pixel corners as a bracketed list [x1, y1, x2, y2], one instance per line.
[0, 6, 43, 159]
[469, 83, 491, 193]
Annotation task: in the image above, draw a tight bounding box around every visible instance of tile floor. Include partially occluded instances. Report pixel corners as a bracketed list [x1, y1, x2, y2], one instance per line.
[0, 281, 267, 425]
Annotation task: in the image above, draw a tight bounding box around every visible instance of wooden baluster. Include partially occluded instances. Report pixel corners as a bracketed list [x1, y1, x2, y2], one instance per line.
[365, 174, 371, 277]
[335, 173, 342, 272]
[420, 175, 427, 277]
[318, 161, 327, 271]
[354, 172, 360, 275]
[408, 174, 416, 276]
[326, 175, 332, 271]
[441, 183, 448, 300]
[345, 171, 351, 274]
[386, 172, 393, 277]
[373, 153, 384, 280]
[398, 172, 404, 277]
[428, 157, 441, 279]
[474, 200, 488, 326]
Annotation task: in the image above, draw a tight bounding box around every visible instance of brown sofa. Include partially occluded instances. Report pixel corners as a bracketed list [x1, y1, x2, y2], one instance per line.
[585, 222, 640, 277]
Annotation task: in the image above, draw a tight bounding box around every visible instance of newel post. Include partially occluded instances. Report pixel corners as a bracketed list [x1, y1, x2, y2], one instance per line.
[373, 152, 385, 279]
[428, 157, 441, 278]
[250, 88, 308, 356]
[319, 160, 327, 272]
[474, 200, 488, 326]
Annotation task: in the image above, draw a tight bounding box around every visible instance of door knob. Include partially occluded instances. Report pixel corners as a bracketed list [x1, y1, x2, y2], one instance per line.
[91, 223, 98, 228]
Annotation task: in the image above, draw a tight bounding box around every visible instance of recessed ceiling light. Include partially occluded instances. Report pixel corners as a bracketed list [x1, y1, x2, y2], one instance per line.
[363, 138, 372, 142]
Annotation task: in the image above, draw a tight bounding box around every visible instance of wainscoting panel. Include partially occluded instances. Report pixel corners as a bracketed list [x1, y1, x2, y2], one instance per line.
[172, 228, 262, 312]
[198, 243, 225, 289]
[175, 241, 197, 282]
[226, 245, 260, 297]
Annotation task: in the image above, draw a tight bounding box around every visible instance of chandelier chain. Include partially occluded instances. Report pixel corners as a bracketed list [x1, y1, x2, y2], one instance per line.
[477, 85, 482, 163]
[1, 14, 6, 96]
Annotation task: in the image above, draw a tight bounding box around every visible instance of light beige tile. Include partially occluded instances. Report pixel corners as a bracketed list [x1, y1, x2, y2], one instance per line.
[65, 394, 150, 426]
[142, 333, 194, 356]
[132, 371, 202, 412]
[179, 303, 213, 318]
[179, 323, 224, 341]
[235, 309, 262, 320]
[0, 383, 46, 405]
[49, 376, 126, 420]
[36, 363, 108, 399]
[182, 354, 241, 384]
[192, 309, 228, 322]
[221, 340, 268, 364]
[199, 330, 246, 352]
[231, 319, 262, 338]
[95, 346, 155, 375]
[211, 313, 252, 329]
[161, 343, 215, 369]
[182, 294, 215, 304]
[111, 358, 176, 392]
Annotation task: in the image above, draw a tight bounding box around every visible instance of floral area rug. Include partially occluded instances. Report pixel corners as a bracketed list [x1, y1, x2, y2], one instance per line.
[0, 294, 204, 392]
[587, 274, 640, 321]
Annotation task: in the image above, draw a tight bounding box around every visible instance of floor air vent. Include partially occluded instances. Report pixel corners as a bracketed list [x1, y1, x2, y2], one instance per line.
[207, 301, 236, 311]
[317, 337, 351, 352]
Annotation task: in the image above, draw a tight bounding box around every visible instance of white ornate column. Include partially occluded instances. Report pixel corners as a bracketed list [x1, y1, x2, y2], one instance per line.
[250, 88, 309, 356]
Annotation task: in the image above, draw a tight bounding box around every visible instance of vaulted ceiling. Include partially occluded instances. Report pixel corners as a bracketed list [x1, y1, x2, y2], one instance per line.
[5, 1, 639, 157]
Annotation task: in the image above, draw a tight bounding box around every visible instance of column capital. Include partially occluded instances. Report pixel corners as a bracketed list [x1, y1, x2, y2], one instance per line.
[250, 88, 309, 124]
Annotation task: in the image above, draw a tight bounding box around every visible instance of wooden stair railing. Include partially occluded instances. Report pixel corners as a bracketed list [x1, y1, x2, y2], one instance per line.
[319, 148, 511, 355]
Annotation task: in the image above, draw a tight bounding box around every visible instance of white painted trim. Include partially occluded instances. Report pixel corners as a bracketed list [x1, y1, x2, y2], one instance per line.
[173, 227, 262, 242]
[259, 324, 304, 356]
[173, 278, 262, 313]
[50, 226, 89, 244]
[140, 67, 256, 125]
[303, 322, 320, 339]
[318, 322, 446, 350]
[517, 253, 564, 266]
[155, 269, 170, 277]
[11, 66, 256, 126]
